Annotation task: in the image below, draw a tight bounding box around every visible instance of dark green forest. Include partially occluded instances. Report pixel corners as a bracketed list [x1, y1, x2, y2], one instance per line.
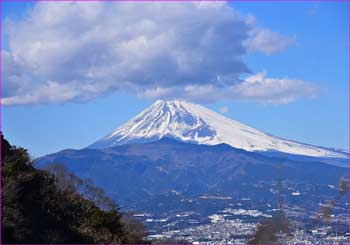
[1, 134, 147, 244]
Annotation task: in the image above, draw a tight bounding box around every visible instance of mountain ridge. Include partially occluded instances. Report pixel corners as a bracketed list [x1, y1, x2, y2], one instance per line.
[88, 100, 348, 160]
[36, 137, 348, 211]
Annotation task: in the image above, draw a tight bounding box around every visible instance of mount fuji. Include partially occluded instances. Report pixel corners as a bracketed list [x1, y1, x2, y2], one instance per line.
[88, 100, 348, 160]
[37, 100, 349, 235]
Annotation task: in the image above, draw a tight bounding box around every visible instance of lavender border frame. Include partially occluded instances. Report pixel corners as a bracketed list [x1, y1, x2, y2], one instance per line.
[0, 0, 349, 244]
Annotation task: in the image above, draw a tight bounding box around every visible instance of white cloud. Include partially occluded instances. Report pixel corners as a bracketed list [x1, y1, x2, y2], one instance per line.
[243, 28, 295, 55]
[142, 72, 319, 104]
[3, 1, 305, 105]
[234, 72, 318, 103]
[219, 106, 229, 114]
[242, 15, 295, 55]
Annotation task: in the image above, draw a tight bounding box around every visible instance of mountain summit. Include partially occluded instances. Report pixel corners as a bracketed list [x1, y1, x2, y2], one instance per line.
[88, 100, 347, 159]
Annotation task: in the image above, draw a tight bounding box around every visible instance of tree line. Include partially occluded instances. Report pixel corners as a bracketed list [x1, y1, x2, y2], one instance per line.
[1, 133, 147, 244]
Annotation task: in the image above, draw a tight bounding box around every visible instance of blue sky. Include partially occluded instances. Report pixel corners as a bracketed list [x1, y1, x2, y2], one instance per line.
[2, 1, 349, 157]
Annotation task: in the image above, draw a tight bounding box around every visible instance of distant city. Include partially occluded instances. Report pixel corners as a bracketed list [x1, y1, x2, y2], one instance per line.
[128, 186, 350, 244]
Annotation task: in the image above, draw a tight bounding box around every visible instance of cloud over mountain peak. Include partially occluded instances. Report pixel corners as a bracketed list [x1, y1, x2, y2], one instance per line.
[3, 2, 316, 105]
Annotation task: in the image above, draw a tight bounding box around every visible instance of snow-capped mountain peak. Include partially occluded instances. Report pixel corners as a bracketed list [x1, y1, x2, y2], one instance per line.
[88, 100, 348, 159]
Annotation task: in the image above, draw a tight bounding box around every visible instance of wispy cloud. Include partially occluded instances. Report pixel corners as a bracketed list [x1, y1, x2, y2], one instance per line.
[219, 106, 229, 114]
[141, 72, 319, 104]
[306, 4, 318, 17]
[3, 2, 312, 105]
[243, 28, 295, 55]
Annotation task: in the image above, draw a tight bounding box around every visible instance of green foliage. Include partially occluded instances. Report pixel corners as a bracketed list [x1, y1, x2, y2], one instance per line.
[1, 133, 147, 244]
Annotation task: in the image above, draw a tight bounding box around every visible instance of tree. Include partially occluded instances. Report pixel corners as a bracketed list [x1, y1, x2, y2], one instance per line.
[1, 133, 148, 244]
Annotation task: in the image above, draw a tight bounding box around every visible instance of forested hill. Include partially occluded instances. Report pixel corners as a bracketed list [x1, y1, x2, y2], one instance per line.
[1, 134, 147, 244]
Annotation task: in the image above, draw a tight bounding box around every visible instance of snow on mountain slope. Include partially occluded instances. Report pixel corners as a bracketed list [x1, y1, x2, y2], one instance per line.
[88, 100, 348, 159]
